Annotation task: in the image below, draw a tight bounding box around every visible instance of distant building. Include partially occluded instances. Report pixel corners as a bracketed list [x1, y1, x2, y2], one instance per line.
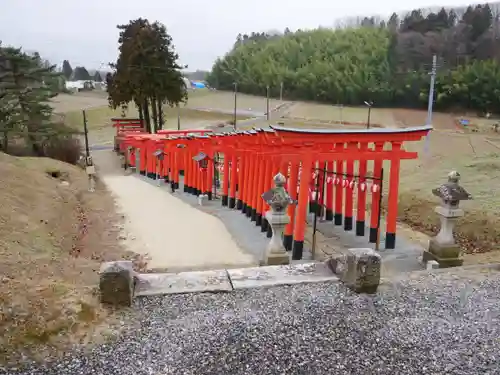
[65, 80, 94, 92]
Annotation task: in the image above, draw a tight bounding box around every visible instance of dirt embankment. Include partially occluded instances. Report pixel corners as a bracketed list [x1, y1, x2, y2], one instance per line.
[0, 152, 133, 364]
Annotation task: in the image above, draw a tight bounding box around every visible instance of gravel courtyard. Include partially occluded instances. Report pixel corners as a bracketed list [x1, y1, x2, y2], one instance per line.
[7, 267, 500, 375]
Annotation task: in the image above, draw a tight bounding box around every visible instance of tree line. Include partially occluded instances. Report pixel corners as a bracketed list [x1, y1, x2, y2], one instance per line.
[62, 60, 103, 82]
[207, 3, 500, 114]
[106, 18, 186, 133]
[0, 43, 80, 161]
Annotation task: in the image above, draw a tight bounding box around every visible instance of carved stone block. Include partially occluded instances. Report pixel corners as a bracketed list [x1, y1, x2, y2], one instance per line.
[328, 248, 381, 294]
[99, 261, 135, 307]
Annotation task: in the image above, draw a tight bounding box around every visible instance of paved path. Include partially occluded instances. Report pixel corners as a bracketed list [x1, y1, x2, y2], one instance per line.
[102, 174, 257, 272]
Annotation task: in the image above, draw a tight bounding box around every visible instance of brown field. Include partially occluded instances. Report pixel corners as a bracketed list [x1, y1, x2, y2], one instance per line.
[184, 90, 285, 114]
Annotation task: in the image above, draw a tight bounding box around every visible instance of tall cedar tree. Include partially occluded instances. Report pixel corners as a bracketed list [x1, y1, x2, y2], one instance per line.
[107, 18, 187, 133]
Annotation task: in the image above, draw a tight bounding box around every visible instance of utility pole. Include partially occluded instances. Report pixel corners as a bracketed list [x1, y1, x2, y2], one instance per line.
[233, 82, 238, 130]
[266, 85, 270, 121]
[426, 55, 437, 126]
[82, 110, 95, 192]
[364, 101, 373, 129]
[177, 104, 181, 130]
[82, 109, 90, 157]
[424, 55, 437, 155]
[280, 81, 283, 101]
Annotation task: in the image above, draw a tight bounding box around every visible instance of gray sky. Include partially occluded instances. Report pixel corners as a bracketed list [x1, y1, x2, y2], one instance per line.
[0, 0, 482, 71]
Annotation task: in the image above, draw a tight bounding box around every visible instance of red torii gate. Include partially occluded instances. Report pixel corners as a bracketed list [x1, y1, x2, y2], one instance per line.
[118, 124, 432, 260]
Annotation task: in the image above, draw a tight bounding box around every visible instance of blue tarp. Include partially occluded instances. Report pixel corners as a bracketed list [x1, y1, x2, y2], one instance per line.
[191, 81, 206, 89]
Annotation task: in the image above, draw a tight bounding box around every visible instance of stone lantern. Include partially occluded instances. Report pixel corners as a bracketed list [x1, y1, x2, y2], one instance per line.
[261, 173, 297, 265]
[422, 170, 472, 268]
[153, 149, 165, 186]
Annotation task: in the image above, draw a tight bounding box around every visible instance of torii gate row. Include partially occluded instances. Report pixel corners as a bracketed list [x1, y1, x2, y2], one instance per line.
[118, 124, 432, 260]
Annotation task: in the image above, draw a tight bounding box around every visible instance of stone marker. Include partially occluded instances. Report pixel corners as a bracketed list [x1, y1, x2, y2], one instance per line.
[327, 248, 381, 294]
[99, 261, 135, 307]
[423, 170, 472, 268]
[261, 173, 297, 265]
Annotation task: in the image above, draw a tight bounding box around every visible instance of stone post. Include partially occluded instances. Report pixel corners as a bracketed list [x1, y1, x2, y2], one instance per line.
[261, 173, 297, 265]
[422, 171, 472, 268]
[99, 261, 135, 307]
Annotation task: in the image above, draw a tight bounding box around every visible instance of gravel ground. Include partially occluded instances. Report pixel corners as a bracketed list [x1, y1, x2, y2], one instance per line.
[5, 269, 500, 375]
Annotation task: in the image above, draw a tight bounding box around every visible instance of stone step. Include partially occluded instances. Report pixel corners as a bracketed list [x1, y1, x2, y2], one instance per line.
[134, 262, 338, 297]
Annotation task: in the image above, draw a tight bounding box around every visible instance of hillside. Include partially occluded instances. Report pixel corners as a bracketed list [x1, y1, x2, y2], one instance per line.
[0, 153, 132, 364]
[207, 3, 500, 114]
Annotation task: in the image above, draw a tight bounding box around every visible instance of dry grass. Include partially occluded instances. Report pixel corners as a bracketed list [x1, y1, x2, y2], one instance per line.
[62, 106, 248, 131]
[285, 102, 398, 126]
[0, 152, 134, 365]
[185, 91, 285, 113]
[394, 130, 500, 257]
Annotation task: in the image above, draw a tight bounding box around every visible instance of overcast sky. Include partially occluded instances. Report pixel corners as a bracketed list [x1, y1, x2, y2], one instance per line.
[0, 0, 483, 71]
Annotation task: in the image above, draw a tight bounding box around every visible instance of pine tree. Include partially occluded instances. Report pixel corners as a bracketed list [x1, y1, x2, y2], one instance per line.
[0, 46, 68, 154]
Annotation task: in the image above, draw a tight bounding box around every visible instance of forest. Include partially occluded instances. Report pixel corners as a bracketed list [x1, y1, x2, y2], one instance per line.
[206, 3, 500, 114]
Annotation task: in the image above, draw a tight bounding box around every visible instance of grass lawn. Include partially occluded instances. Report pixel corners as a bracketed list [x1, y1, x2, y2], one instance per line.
[285, 102, 398, 126]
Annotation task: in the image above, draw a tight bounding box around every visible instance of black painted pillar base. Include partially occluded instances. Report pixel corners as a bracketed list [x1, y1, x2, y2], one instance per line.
[261, 219, 268, 233]
[245, 206, 252, 218]
[251, 208, 257, 221]
[242, 203, 247, 213]
[163, 175, 169, 182]
[207, 192, 212, 200]
[266, 225, 273, 238]
[194, 189, 201, 196]
[236, 200, 243, 210]
[334, 213, 343, 226]
[325, 209, 334, 221]
[255, 213, 262, 226]
[355, 220, 365, 236]
[385, 232, 396, 249]
[184, 185, 189, 193]
[229, 197, 236, 209]
[221, 195, 228, 206]
[369, 227, 378, 243]
[140, 170, 146, 176]
[292, 240, 304, 260]
[283, 234, 293, 251]
[344, 216, 353, 231]
[147, 172, 154, 179]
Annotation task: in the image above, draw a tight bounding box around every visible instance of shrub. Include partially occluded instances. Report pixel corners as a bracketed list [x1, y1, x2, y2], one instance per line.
[43, 136, 82, 165]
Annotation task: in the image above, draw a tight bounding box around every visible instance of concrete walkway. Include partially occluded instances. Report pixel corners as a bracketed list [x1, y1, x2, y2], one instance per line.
[102, 174, 258, 272]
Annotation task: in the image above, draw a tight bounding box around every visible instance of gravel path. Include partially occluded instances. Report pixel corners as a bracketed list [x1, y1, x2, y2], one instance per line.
[102, 174, 257, 271]
[8, 268, 500, 375]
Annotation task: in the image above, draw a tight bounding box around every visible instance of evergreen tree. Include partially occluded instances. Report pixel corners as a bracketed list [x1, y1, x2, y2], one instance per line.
[0, 46, 70, 154]
[93, 71, 103, 82]
[62, 60, 73, 80]
[107, 18, 187, 133]
[72, 66, 91, 81]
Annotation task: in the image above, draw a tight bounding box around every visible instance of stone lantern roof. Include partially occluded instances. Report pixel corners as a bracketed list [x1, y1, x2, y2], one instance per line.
[432, 171, 472, 203]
